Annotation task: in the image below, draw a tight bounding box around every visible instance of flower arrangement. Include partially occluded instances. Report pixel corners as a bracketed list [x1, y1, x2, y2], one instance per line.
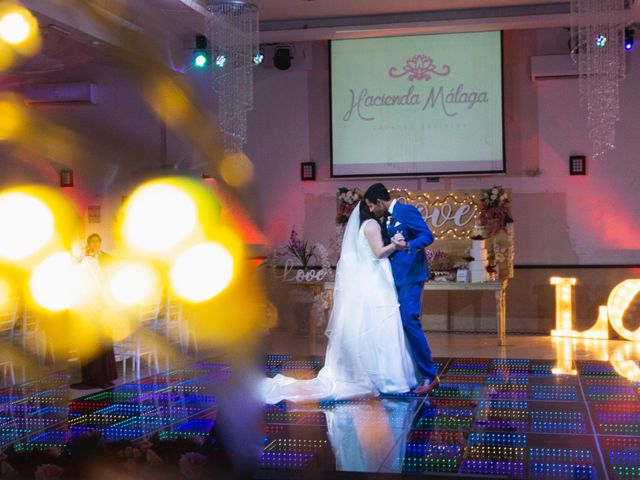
[477, 186, 514, 237]
[336, 187, 363, 225]
[264, 229, 333, 283]
[426, 249, 452, 272]
[282, 228, 317, 270]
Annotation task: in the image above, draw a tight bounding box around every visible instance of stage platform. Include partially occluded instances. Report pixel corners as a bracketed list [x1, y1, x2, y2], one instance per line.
[1, 355, 639, 478]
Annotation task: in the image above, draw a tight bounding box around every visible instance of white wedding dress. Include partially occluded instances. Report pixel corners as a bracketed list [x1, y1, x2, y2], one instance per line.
[263, 205, 417, 404]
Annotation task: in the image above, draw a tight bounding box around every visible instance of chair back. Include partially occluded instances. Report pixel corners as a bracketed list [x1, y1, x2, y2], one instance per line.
[0, 297, 19, 333]
[138, 288, 163, 327]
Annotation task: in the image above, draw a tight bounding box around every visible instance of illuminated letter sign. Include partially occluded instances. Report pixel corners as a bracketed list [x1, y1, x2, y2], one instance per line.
[550, 277, 640, 341]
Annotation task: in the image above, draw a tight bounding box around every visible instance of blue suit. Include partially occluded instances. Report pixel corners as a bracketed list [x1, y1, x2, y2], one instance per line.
[386, 201, 437, 382]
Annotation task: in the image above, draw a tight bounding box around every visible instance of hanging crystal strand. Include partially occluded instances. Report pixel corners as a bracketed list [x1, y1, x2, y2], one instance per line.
[206, 1, 259, 153]
[571, 0, 627, 158]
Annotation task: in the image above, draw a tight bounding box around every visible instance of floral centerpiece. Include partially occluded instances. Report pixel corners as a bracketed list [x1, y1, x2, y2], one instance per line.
[336, 187, 363, 225]
[477, 185, 514, 237]
[281, 228, 317, 271]
[267, 227, 333, 283]
[426, 249, 453, 280]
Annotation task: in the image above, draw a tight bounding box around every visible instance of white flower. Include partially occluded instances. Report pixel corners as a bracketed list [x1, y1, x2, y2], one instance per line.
[491, 188, 499, 194]
[490, 194, 497, 201]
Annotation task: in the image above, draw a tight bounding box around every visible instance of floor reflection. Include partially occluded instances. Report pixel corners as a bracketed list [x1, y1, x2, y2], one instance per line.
[322, 397, 422, 473]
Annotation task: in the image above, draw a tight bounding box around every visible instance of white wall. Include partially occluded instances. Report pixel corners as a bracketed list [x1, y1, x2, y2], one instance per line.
[0, 61, 190, 248]
[245, 29, 640, 266]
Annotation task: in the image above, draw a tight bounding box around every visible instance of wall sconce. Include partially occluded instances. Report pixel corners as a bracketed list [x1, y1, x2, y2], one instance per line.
[569, 155, 586, 175]
[59, 169, 74, 187]
[87, 205, 101, 223]
[301, 162, 316, 181]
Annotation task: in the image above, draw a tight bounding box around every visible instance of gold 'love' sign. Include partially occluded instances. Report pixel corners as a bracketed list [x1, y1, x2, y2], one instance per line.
[391, 189, 481, 240]
[550, 277, 640, 341]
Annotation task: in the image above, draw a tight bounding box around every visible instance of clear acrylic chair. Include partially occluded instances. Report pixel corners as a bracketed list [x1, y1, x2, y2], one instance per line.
[114, 289, 163, 381]
[0, 297, 19, 384]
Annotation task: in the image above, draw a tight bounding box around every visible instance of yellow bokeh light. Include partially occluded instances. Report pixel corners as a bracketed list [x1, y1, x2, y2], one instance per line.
[0, 95, 24, 140]
[107, 262, 158, 306]
[0, 4, 40, 60]
[122, 182, 197, 254]
[0, 41, 13, 70]
[0, 276, 12, 311]
[0, 191, 54, 260]
[219, 151, 254, 188]
[29, 252, 74, 312]
[170, 242, 234, 302]
[0, 12, 30, 44]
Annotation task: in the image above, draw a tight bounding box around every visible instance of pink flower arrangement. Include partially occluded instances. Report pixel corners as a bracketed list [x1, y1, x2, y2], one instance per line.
[426, 249, 452, 272]
[336, 187, 362, 225]
[477, 186, 513, 237]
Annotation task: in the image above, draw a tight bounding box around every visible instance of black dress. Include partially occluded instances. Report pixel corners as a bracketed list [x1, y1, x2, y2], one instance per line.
[72, 252, 118, 389]
[79, 345, 118, 387]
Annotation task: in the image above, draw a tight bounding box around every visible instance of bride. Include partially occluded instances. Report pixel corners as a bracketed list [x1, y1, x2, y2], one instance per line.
[263, 202, 417, 404]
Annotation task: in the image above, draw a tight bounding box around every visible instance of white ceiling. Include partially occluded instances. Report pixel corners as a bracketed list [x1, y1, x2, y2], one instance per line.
[167, 0, 577, 41]
[238, 0, 567, 22]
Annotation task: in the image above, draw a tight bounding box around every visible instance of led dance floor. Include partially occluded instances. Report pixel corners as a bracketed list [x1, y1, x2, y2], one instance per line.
[1, 356, 639, 478]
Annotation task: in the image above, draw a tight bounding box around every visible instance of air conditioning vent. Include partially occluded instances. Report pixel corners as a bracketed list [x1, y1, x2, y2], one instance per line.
[531, 55, 578, 80]
[23, 83, 98, 104]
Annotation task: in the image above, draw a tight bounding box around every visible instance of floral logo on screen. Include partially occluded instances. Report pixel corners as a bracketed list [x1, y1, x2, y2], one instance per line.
[388, 54, 450, 81]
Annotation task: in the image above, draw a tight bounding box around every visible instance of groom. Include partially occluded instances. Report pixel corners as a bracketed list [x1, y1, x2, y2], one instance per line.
[364, 183, 440, 395]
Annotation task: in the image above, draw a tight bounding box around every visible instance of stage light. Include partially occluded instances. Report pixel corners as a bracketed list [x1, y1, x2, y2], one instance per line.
[215, 54, 226, 68]
[0, 191, 54, 260]
[107, 262, 157, 306]
[253, 49, 264, 65]
[273, 47, 292, 70]
[122, 181, 198, 255]
[193, 34, 208, 68]
[170, 242, 234, 302]
[29, 252, 74, 312]
[194, 52, 207, 68]
[624, 28, 634, 51]
[595, 35, 607, 47]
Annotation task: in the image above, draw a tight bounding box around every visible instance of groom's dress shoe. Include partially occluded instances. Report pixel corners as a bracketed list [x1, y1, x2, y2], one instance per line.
[415, 376, 440, 395]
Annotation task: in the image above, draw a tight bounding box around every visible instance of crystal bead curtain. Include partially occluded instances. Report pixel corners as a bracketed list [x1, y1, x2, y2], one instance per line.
[206, 1, 258, 153]
[570, 0, 628, 157]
